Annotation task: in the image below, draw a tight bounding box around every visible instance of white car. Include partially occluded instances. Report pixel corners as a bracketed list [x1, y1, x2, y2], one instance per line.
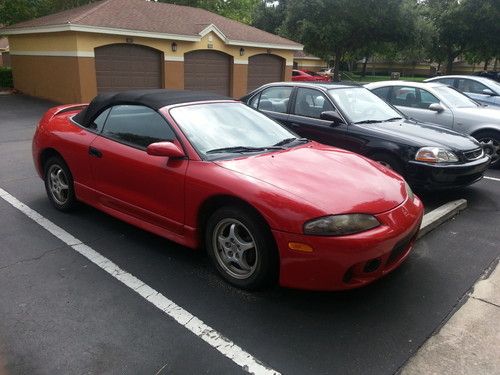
[365, 81, 500, 166]
[424, 75, 500, 107]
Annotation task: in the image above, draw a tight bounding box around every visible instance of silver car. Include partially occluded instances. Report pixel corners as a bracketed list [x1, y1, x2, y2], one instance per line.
[424, 75, 500, 107]
[365, 81, 500, 166]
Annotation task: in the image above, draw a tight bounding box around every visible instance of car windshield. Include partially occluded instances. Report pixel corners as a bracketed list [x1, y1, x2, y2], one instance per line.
[433, 86, 478, 108]
[328, 87, 402, 123]
[169, 102, 302, 159]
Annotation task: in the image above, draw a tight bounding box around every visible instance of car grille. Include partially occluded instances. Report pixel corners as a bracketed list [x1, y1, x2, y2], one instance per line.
[463, 148, 484, 161]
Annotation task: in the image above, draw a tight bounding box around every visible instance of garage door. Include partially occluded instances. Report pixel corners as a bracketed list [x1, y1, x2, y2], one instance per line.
[247, 54, 284, 92]
[184, 50, 230, 96]
[95, 44, 162, 93]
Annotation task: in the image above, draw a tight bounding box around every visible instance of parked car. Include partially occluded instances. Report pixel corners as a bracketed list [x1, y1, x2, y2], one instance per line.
[472, 71, 500, 83]
[424, 75, 500, 107]
[318, 67, 334, 78]
[292, 69, 329, 82]
[33, 89, 424, 291]
[241, 82, 490, 190]
[365, 81, 500, 166]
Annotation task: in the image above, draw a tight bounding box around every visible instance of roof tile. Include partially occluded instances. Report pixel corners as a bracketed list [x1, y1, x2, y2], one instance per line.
[3, 0, 301, 48]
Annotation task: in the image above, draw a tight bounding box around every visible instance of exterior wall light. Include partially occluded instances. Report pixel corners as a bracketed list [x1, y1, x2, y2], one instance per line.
[171, 42, 177, 52]
[240, 48, 245, 56]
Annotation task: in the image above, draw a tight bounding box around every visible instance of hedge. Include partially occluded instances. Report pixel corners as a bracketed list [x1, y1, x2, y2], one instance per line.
[0, 67, 13, 88]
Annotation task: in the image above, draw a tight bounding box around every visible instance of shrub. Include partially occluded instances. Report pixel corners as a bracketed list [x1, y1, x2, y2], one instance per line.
[0, 67, 13, 88]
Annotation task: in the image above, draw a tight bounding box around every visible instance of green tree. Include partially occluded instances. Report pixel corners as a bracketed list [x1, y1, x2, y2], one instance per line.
[252, 0, 288, 34]
[0, 0, 97, 26]
[282, 0, 414, 81]
[422, 0, 469, 74]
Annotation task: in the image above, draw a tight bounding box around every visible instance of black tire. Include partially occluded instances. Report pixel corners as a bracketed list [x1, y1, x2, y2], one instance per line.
[44, 156, 77, 212]
[370, 152, 404, 176]
[205, 206, 278, 290]
[473, 130, 500, 167]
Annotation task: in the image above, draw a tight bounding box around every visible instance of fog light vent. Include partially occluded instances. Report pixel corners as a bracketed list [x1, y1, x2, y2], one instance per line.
[363, 259, 381, 273]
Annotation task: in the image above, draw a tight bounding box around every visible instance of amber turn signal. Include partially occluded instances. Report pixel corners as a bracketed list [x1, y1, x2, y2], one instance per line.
[288, 242, 314, 252]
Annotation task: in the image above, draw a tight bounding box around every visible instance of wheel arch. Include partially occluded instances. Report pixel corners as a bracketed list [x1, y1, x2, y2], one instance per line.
[470, 126, 500, 138]
[197, 194, 274, 247]
[39, 148, 64, 177]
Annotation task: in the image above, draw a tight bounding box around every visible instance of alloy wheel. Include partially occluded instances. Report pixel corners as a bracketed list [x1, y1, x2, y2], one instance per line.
[47, 164, 70, 205]
[212, 218, 258, 280]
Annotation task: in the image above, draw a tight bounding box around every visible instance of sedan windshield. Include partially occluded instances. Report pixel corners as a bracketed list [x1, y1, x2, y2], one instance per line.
[328, 87, 402, 124]
[433, 86, 478, 108]
[170, 102, 303, 159]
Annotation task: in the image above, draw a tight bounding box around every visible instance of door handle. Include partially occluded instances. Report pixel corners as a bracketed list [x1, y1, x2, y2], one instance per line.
[88, 146, 102, 158]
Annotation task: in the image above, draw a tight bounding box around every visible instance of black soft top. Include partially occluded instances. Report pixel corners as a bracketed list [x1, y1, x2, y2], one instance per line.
[73, 89, 231, 127]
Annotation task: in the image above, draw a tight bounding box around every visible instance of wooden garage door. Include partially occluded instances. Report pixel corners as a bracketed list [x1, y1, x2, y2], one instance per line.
[95, 44, 162, 92]
[248, 54, 284, 92]
[184, 50, 230, 96]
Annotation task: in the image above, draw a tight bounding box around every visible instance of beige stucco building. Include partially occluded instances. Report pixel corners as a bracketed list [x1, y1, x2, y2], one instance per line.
[1, 0, 302, 103]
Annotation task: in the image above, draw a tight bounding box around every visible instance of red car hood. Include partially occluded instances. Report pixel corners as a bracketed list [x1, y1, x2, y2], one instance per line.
[214, 143, 406, 215]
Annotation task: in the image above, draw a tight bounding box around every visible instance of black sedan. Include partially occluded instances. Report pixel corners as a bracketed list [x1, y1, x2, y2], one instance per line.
[241, 82, 490, 190]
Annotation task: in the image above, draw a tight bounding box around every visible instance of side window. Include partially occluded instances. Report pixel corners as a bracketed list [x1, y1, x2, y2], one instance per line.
[457, 79, 488, 94]
[391, 86, 418, 108]
[417, 89, 440, 109]
[257, 86, 293, 114]
[436, 78, 455, 86]
[249, 93, 260, 109]
[102, 105, 175, 149]
[91, 108, 110, 132]
[372, 87, 390, 100]
[294, 88, 334, 119]
[292, 71, 300, 76]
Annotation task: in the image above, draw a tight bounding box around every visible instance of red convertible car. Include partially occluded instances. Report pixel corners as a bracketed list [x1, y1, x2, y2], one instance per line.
[33, 90, 423, 291]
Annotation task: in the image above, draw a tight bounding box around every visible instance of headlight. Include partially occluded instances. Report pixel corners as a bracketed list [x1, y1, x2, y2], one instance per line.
[415, 147, 458, 163]
[405, 181, 414, 200]
[304, 214, 380, 236]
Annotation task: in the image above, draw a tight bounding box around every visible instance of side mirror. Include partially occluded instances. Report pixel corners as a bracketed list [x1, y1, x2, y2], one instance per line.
[147, 141, 185, 158]
[320, 110, 344, 125]
[482, 88, 496, 96]
[428, 103, 445, 112]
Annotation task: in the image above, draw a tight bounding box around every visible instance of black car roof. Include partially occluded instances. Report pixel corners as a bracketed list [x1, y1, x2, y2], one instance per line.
[73, 89, 230, 127]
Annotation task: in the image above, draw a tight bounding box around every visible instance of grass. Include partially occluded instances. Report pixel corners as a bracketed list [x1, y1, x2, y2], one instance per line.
[342, 73, 428, 83]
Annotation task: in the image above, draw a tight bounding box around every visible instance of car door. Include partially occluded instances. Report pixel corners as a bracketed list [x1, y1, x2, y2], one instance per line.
[388, 86, 454, 129]
[89, 104, 188, 234]
[457, 78, 494, 105]
[287, 87, 353, 149]
[249, 86, 293, 124]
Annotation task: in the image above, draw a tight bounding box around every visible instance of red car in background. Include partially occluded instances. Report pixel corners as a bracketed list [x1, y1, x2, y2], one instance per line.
[292, 69, 330, 82]
[32, 90, 423, 291]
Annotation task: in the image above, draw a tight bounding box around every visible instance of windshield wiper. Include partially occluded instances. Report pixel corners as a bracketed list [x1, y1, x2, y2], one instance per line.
[206, 145, 284, 154]
[273, 137, 308, 147]
[382, 117, 403, 122]
[354, 120, 383, 124]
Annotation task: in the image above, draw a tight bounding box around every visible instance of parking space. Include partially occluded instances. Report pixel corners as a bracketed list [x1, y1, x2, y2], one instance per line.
[1, 94, 499, 374]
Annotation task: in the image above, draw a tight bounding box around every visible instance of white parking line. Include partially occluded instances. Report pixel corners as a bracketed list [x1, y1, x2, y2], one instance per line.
[484, 176, 500, 182]
[0, 188, 279, 375]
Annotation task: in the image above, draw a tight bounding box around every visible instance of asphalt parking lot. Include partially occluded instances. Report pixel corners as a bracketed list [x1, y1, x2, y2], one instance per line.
[0, 94, 499, 375]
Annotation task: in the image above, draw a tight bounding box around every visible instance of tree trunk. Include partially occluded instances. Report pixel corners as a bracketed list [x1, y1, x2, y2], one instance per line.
[483, 59, 490, 71]
[437, 61, 441, 73]
[494, 57, 498, 71]
[446, 55, 454, 74]
[333, 49, 342, 82]
[361, 56, 369, 77]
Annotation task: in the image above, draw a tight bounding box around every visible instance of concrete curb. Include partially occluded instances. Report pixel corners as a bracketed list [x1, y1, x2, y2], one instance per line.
[418, 199, 468, 239]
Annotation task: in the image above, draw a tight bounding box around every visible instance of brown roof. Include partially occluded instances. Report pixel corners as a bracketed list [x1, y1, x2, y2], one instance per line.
[2, 0, 301, 48]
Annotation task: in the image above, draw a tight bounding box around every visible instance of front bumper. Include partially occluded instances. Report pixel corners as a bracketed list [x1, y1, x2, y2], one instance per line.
[406, 155, 490, 190]
[273, 195, 424, 291]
